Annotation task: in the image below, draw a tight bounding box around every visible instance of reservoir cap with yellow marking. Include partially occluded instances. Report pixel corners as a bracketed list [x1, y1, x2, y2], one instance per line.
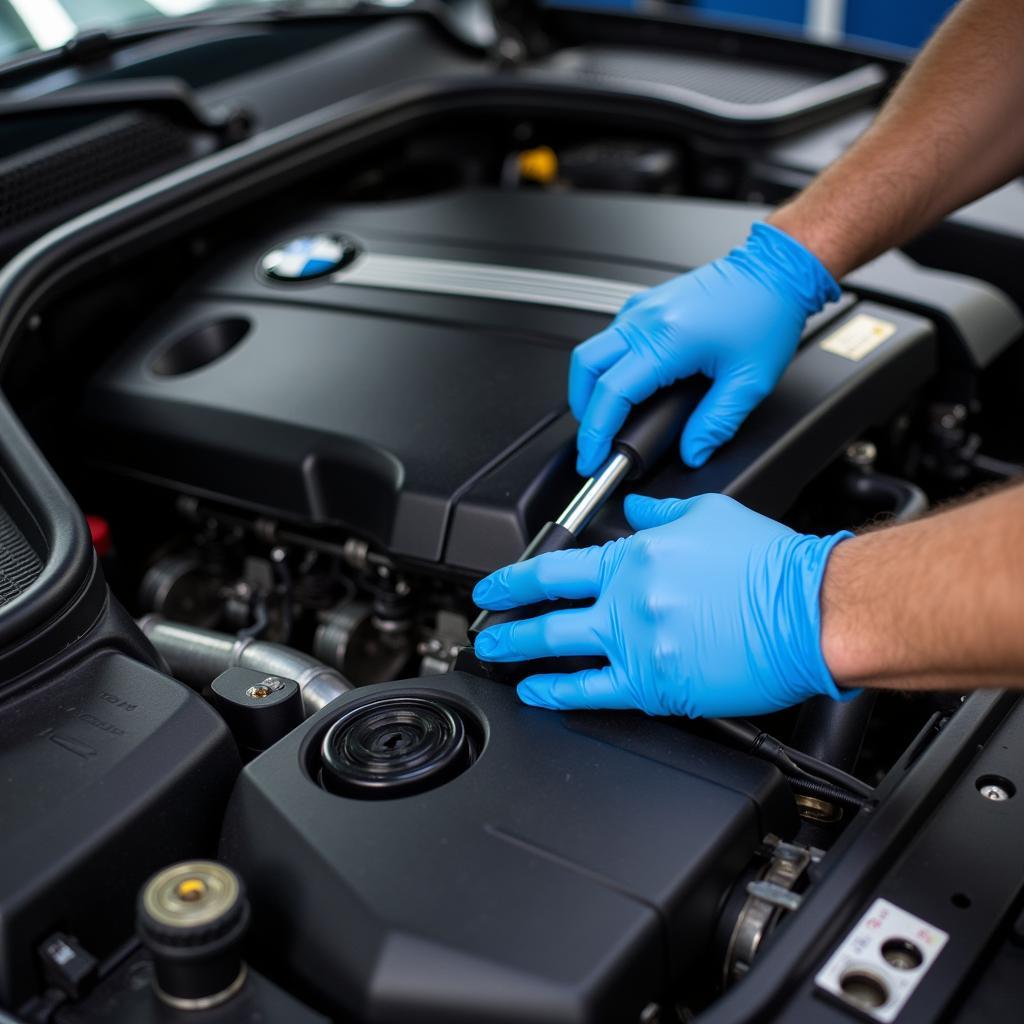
[137, 860, 250, 1010]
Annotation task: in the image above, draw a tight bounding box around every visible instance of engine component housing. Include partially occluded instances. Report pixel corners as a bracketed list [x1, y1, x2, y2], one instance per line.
[220, 673, 795, 1024]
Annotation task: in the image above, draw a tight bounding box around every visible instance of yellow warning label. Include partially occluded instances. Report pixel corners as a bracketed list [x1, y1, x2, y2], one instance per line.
[819, 314, 897, 362]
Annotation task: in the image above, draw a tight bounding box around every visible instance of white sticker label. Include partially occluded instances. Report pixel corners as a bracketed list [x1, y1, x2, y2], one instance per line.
[820, 314, 897, 362]
[815, 898, 949, 1022]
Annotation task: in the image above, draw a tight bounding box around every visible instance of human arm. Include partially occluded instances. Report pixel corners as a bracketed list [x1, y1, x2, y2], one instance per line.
[471, 486, 1024, 717]
[821, 483, 1024, 688]
[571, 0, 1024, 475]
[770, 0, 1024, 277]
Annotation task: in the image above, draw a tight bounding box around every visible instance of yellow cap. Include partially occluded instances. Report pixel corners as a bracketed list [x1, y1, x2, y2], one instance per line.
[517, 146, 559, 185]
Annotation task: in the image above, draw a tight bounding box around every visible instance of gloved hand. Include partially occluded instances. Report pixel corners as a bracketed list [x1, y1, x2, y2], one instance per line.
[570, 223, 839, 476]
[473, 493, 855, 718]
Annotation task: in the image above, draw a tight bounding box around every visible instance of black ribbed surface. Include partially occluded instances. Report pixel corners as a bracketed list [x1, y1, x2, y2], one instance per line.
[0, 112, 190, 231]
[138, 891, 248, 950]
[0, 506, 41, 607]
[538, 47, 828, 105]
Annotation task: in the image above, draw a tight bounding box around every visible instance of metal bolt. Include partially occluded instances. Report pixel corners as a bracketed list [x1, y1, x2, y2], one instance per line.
[497, 36, 524, 62]
[246, 677, 283, 700]
[938, 404, 968, 431]
[342, 538, 369, 570]
[845, 440, 877, 467]
[980, 783, 1010, 801]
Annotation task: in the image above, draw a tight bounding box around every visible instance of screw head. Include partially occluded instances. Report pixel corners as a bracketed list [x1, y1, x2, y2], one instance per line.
[845, 440, 877, 467]
[980, 783, 1010, 801]
[246, 677, 284, 700]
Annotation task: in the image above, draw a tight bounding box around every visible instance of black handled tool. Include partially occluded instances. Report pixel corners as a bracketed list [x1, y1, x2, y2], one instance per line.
[460, 378, 706, 677]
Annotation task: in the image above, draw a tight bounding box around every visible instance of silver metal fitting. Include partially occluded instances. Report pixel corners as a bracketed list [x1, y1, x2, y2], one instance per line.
[722, 836, 820, 986]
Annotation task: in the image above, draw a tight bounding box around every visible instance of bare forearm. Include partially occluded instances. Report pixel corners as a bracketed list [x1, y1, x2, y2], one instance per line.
[770, 0, 1024, 277]
[821, 484, 1024, 688]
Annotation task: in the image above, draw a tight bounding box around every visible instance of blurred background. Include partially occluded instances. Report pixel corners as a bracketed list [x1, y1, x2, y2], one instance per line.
[0, 0, 959, 64]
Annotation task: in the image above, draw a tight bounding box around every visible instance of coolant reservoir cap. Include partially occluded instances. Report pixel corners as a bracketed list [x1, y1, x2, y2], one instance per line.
[137, 861, 250, 1009]
[320, 695, 474, 798]
[138, 861, 247, 947]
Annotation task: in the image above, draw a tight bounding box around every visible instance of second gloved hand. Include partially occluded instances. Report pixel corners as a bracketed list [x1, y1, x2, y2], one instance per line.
[472, 493, 855, 718]
[571, 222, 839, 475]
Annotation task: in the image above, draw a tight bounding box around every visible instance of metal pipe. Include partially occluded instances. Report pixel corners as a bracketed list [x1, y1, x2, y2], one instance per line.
[556, 451, 633, 536]
[139, 615, 352, 717]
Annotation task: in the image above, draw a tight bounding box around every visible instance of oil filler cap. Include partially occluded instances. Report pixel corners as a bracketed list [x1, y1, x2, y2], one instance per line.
[319, 695, 476, 798]
[137, 861, 249, 1010]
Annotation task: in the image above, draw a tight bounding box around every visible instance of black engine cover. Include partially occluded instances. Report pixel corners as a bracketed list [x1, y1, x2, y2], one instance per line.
[83, 189, 937, 572]
[219, 674, 795, 1024]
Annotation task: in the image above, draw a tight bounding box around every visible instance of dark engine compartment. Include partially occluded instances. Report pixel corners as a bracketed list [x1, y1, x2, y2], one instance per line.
[1, 7, 1024, 1024]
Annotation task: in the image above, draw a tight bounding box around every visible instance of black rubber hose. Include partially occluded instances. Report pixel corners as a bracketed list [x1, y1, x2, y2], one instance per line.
[788, 467, 925, 780]
[789, 693, 877, 777]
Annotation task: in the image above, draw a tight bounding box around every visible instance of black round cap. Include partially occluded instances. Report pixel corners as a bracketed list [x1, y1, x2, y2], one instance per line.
[320, 695, 474, 798]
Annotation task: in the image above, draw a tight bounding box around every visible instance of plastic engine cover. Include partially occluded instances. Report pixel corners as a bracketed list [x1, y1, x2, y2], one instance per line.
[219, 673, 795, 1023]
[82, 189, 941, 573]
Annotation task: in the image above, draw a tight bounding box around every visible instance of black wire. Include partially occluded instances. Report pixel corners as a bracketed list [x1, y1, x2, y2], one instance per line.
[701, 717, 874, 803]
[237, 598, 269, 640]
[784, 746, 873, 799]
[972, 452, 1024, 479]
[785, 775, 869, 810]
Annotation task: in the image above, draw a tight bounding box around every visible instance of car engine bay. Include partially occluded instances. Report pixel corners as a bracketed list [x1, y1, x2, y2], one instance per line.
[1, 5, 1024, 1023]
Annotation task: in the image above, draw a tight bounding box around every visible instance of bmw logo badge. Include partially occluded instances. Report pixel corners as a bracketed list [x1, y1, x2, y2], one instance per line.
[259, 234, 359, 281]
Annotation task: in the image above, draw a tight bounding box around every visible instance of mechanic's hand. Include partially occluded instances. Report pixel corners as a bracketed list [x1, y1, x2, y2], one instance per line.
[570, 223, 839, 476]
[473, 493, 854, 718]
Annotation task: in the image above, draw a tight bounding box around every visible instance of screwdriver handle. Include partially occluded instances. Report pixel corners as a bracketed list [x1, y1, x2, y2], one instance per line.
[614, 378, 706, 479]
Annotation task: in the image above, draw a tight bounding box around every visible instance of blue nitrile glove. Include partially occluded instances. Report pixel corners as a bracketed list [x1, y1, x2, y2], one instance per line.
[473, 493, 855, 718]
[570, 223, 840, 476]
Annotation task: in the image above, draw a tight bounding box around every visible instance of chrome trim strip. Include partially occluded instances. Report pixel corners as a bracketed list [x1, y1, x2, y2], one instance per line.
[333, 253, 643, 315]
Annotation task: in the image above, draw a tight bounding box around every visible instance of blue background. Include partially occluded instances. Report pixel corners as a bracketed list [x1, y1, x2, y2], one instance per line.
[696, 0, 955, 49]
